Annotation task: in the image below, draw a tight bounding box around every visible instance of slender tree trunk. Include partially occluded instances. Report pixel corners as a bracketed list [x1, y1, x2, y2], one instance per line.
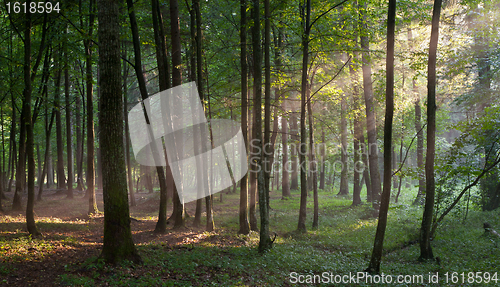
[297, 0, 311, 233]
[290, 111, 299, 190]
[123, 48, 136, 207]
[170, 0, 186, 229]
[65, 49, 73, 199]
[413, 97, 425, 205]
[238, 0, 250, 235]
[360, 0, 381, 205]
[76, 92, 84, 191]
[98, 0, 141, 264]
[307, 87, 319, 229]
[338, 94, 349, 195]
[353, 109, 362, 205]
[366, 0, 396, 274]
[126, 0, 169, 233]
[281, 110, 290, 198]
[258, 0, 272, 253]
[420, 0, 442, 262]
[13, 84, 27, 211]
[24, 5, 41, 236]
[319, 129, 326, 190]
[55, 55, 66, 192]
[86, 0, 98, 215]
[38, 110, 55, 201]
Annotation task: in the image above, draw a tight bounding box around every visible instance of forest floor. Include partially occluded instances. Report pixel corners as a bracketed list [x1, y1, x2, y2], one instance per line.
[1, 185, 500, 286]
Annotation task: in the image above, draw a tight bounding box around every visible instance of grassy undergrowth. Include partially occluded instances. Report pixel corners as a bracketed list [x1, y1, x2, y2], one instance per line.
[64, 186, 500, 286]
[2, 184, 500, 286]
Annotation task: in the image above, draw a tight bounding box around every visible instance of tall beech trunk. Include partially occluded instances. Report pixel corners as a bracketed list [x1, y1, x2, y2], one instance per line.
[413, 96, 425, 205]
[23, 4, 41, 236]
[281, 111, 290, 198]
[98, 0, 141, 264]
[338, 94, 349, 195]
[170, 0, 186, 229]
[238, 0, 250, 235]
[86, 0, 98, 215]
[75, 92, 84, 191]
[127, 0, 169, 233]
[65, 51, 73, 199]
[151, 0, 170, 231]
[13, 81, 28, 211]
[290, 111, 299, 190]
[420, 0, 442, 262]
[38, 110, 55, 201]
[308, 87, 319, 229]
[360, 0, 381, 205]
[366, 0, 396, 274]
[297, 0, 311, 233]
[361, 128, 372, 201]
[123, 47, 136, 207]
[55, 53, 66, 192]
[258, 0, 272, 253]
[319, 129, 326, 190]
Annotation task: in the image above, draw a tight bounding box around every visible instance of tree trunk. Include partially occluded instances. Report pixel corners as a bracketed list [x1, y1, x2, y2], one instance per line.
[338, 94, 349, 195]
[352, 104, 362, 205]
[170, 0, 186, 229]
[413, 97, 425, 205]
[86, 0, 98, 215]
[123, 48, 136, 207]
[75, 92, 84, 191]
[238, 0, 250, 235]
[307, 86, 319, 229]
[420, 0, 442, 262]
[290, 111, 299, 190]
[55, 54, 66, 192]
[98, 0, 141, 264]
[126, 0, 169, 233]
[13, 82, 27, 211]
[360, 0, 381, 205]
[319, 129, 326, 190]
[297, 0, 310, 233]
[38, 110, 55, 201]
[258, 0, 273, 253]
[23, 5, 41, 236]
[281, 109, 290, 198]
[366, 0, 396, 273]
[65, 49, 73, 199]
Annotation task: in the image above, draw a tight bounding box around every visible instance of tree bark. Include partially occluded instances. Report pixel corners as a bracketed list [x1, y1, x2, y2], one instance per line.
[123, 48, 136, 207]
[238, 0, 250, 235]
[366, 0, 396, 274]
[297, 0, 311, 233]
[55, 52, 66, 192]
[420, 0, 442, 262]
[126, 0, 169, 233]
[170, 0, 186, 229]
[319, 129, 326, 190]
[98, 0, 141, 264]
[281, 110, 290, 198]
[360, 0, 381, 205]
[413, 97, 425, 205]
[86, 0, 98, 215]
[23, 3, 41, 236]
[258, 0, 272, 253]
[65, 48, 73, 199]
[338, 94, 349, 195]
[290, 111, 299, 190]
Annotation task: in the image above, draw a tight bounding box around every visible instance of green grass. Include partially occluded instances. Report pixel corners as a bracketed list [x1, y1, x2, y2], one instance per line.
[51, 185, 500, 286]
